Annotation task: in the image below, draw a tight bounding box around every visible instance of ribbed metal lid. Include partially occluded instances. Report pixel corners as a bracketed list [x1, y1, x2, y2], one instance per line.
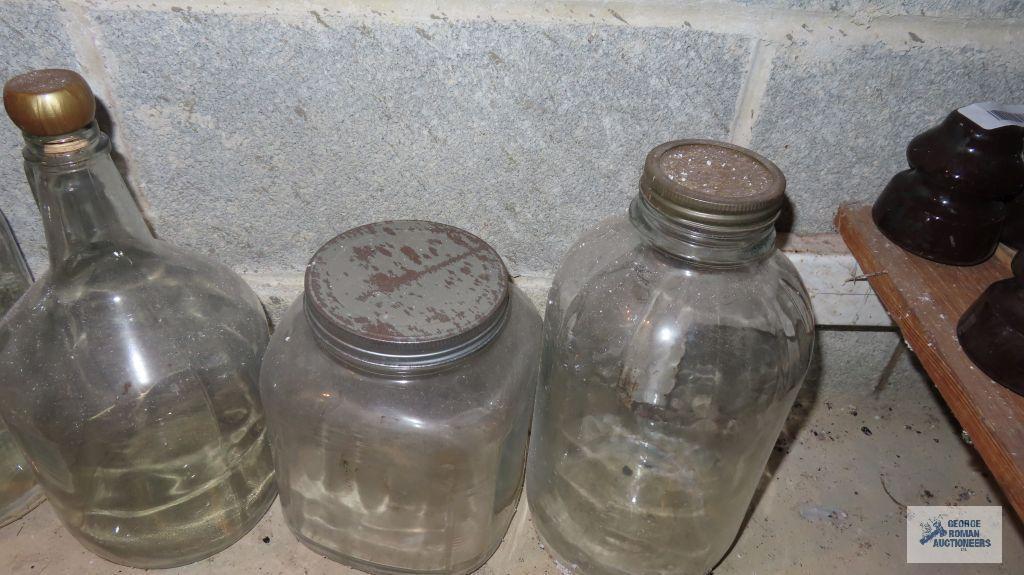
[304, 220, 510, 368]
[639, 139, 786, 228]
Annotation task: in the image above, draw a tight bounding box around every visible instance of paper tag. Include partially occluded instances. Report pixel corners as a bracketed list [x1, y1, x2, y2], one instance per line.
[958, 102, 1024, 130]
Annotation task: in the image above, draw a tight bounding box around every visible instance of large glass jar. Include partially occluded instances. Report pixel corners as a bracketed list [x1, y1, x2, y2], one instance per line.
[0, 210, 44, 527]
[0, 70, 275, 567]
[527, 140, 815, 575]
[261, 220, 541, 575]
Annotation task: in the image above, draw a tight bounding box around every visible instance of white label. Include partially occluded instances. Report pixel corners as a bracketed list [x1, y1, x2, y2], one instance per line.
[958, 102, 1024, 130]
[907, 506, 1002, 564]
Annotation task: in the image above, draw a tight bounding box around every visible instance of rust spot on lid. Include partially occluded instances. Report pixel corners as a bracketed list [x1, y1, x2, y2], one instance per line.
[400, 245, 423, 265]
[352, 245, 375, 263]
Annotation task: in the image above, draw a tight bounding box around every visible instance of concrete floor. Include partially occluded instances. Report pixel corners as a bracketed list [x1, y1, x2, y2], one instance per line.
[1, 353, 1020, 574]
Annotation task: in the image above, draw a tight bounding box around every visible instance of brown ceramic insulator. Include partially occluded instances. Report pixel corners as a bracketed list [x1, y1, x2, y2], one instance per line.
[3, 69, 95, 137]
[1004, 196, 1024, 251]
[957, 252, 1024, 395]
[873, 110, 1024, 265]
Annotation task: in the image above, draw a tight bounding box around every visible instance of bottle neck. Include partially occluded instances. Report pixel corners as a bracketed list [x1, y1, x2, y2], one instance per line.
[22, 123, 154, 269]
[628, 194, 777, 266]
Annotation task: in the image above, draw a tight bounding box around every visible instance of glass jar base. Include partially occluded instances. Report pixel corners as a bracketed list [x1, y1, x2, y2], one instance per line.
[290, 523, 502, 575]
[69, 485, 277, 570]
[531, 517, 587, 574]
[0, 485, 45, 528]
[529, 476, 722, 575]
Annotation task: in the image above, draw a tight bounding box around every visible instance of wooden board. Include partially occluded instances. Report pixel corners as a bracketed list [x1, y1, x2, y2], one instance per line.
[836, 204, 1024, 519]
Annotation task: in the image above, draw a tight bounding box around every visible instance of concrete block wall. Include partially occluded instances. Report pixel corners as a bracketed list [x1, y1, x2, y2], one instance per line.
[1, 0, 1021, 394]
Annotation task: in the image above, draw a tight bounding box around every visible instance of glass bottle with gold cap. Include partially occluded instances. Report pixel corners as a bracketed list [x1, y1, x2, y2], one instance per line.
[0, 209, 44, 527]
[526, 140, 815, 575]
[0, 69, 275, 567]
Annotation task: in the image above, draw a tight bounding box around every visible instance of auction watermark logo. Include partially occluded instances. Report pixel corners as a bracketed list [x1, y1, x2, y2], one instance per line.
[907, 506, 1001, 563]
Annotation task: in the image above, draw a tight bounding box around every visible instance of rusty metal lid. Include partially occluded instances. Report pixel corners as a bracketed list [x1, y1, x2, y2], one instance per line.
[304, 220, 511, 369]
[639, 139, 785, 228]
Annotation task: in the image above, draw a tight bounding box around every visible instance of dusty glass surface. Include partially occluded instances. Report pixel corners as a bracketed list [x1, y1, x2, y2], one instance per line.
[527, 141, 815, 575]
[0, 124, 275, 567]
[261, 221, 541, 575]
[0, 210, 43, 527]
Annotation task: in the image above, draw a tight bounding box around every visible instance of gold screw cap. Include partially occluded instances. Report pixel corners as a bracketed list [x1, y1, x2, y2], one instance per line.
[3, 69, 96, 137]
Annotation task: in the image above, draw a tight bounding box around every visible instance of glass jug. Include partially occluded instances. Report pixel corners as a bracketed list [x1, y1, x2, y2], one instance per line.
[527, 140, 815, 575]
[0, 69, 275, 567]
[261, 221, 541, 575]
[0, 210, 43, 527]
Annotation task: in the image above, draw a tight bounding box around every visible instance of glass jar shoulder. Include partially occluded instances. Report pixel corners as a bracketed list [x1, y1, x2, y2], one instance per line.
[546, 232, 815, 386]
[556, 224, 808, 322]
[548, 215, 642, 315]
[261, 285, 540, 444]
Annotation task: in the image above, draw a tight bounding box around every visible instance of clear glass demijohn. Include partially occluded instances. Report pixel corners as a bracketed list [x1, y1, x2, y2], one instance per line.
[0, 69, 275, 567]
[527, 140, 816, 575]
[0, 209, 44, 527]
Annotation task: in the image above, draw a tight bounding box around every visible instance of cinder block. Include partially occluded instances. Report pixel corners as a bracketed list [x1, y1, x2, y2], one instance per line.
[0, 0, 81, 273]
[811, 328, 925, 397]
[751, 41, 1024, 233]
[86, 7, 752, 276]
[729, 0, 1024, 18]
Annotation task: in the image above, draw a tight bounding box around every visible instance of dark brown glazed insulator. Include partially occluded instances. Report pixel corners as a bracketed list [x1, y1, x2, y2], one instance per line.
[873, 110, 1024, 265]
[957, 252, 1024, 395]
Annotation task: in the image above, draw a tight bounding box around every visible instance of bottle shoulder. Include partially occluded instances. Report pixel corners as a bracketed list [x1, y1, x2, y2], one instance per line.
[0, 241, 267, 362]
[27, 242, 258, 309]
